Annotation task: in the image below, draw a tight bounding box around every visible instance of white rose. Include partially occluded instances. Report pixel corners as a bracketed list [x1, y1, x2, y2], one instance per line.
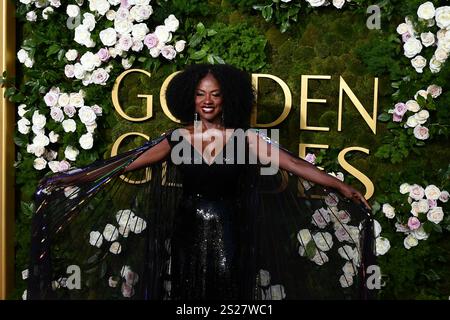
[425, 185, 441, 200]
[161, 45, 177, 60]
[312, 232, 333, 252]
[417, 199, 430, 213]
[33, 157, 47, 170]
[66, 4, 80, 18]
[427, 84, 442, 98]
[49, 131, 59, 143]
[48, 160, 60, 173]
[154, 25, 171, 43]
[106, 9, 116, 21]
[69, 92, 84, 108]
[434, 47, 448, 63]
[403, 234, 419, 249]
[17, 49, 29, 63]
[382, 203, 395, 219]
[79, 133, 94, 150]
[175, 40, 186, 53]
[24, 58, 34, 68]
[412, 226, 429, 240]
[31, 111, 47, 129]
[58, 160, 70, 172]
[405, 100, 420, 112]
[414, 110, 429, 124]
[413, 125, 429, 140]
[332, 0, 345, 9]
[50, 0, 61, 7]
[18, 104, 28, 117]
[130, 5, 153, 23]
[85, 123, 97, 133]
[114, 19, 133, 34]
[439, 191, 449, 203]
[117, 34, 133, 51]
[103, 224, 119, 241]
[91, 104, 103, 115]
[26, 11, 37, 22]
[89, 0, 110, 16]
[406, 115, 419, 128]
[31, 125, 44, 136]
[420, 32, 435, 47]
[119, 225, 130, 238]
[376, 237, 390, 256]
[306, 0, 326, 7]
[131, 40, 144, 52]
[429, 56, 442, 73]
[73, 63, 86, 80]
[74, 25, 92, 47]
[116, 209, 135, 227]
[435, 6, 450, 29]
[100, 28, 118, 46]
[33, 134, 50, 147]
[82, 12, 96, 32]
[149, 47, 160, 58]
[164, 14, 179, 32]
[78, 106, 97, 125]
[62, 119, 77, 133]
[396, 23, 409, 35]
[42, 7, 54, 20]
[410, 201, 420, 217]
[109, 242, 122, 254]
[121, 58, 133, 70]
[50, 107, 64, 123]
[411, 55, 427, 73]
[89, 231, 103, 248]
[56, 93, 70, 107]
[108, 0, 121, 5]
[64, 64, 75, 78]
[339, 274, 353, 288]
[338, 245, 355, 260]
[312, 208, 331, 228]
[417, 2, 436, 20]
[404, 38, 423, 58]
[91, 68, 109, 85]
[427, 207, 444, 224]
[131, 23, 149, 41]
[399, 183, 411, 194]
[297, 229, 312, 246]
[409, 184, 425, 200]
[64, 145, 79, 161]
[17, 118, 31, 134]
[80, 52, 101, 72]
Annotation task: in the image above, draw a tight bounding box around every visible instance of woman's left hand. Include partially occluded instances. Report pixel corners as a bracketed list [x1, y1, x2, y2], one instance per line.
[337, 183, 371, 210]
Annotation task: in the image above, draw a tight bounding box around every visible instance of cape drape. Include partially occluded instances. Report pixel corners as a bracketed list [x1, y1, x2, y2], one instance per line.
[27, 128, 376, 300]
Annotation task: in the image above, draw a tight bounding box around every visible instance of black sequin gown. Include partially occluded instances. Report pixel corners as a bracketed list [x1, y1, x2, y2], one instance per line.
[167, 130, 252, 300]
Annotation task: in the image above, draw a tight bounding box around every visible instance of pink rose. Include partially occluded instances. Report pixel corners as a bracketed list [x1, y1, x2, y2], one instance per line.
[58, 160, 70, 172]
[393, 113, 403, 122]
[413, 125, 429, 140]
[439, 191, 449, 203]
[394, 102, 407, 116]
[96, 48, 110, 62]
[144, 33, 158, 49]
[121, 282, 134, 298]
[305, 153, 316, 164]
[402, 32, 412, 43]
[64, 65, 75, 78]
[63, 105, 76, 118]
[408, 217, 421, 230]
[335, 225, 352, 242]
[428, 199, 437, 208]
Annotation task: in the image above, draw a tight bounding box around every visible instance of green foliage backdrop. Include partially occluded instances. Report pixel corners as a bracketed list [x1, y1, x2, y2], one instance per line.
[3, 0, 450, 299]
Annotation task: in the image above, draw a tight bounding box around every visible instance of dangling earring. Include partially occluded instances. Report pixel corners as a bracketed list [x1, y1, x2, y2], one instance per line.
[194, 112, 201, 128]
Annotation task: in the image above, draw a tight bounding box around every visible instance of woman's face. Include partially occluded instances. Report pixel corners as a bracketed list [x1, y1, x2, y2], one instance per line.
[194, 73, 223, 124]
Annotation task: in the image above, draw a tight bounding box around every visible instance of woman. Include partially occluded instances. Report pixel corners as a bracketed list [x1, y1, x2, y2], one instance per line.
[28, 64, 374, 300]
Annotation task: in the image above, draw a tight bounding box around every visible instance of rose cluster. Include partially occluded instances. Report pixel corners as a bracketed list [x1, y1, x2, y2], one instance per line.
[382, 183, 448, 250]
[304, 0, 351, 9]
[389, 84, 442, 140]
[397, 2, 450, 74]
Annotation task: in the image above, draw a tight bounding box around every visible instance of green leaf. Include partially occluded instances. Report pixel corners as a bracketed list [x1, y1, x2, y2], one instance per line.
[378, 113, 391, 122]
[188, 33, 203, 48]
[196, 22, 206, 36]
[262, 6, 273, 21]
[190, 49, 207, 60]
[213, 55, 225, 64]
[305, 241, 316, 259]
[207, 29, 217, 37]
[207, 54, 214, 64]
[46, 44, 60, 57]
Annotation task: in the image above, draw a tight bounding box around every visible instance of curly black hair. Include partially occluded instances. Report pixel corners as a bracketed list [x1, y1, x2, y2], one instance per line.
[165, 63, 255, 129]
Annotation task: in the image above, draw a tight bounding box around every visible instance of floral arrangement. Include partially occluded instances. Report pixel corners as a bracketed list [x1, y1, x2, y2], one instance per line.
[387, 84, 442, 142]
[397, 2, 450, 74]
[378, 183, 448, 252]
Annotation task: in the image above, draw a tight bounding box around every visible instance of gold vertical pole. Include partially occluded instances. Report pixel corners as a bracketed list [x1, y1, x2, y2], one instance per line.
[0, 0, 16, 300]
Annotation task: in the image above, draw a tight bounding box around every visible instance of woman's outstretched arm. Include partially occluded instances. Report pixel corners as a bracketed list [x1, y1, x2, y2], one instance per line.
[247, 130, 371, 209]
[123, 138, 172, 173]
